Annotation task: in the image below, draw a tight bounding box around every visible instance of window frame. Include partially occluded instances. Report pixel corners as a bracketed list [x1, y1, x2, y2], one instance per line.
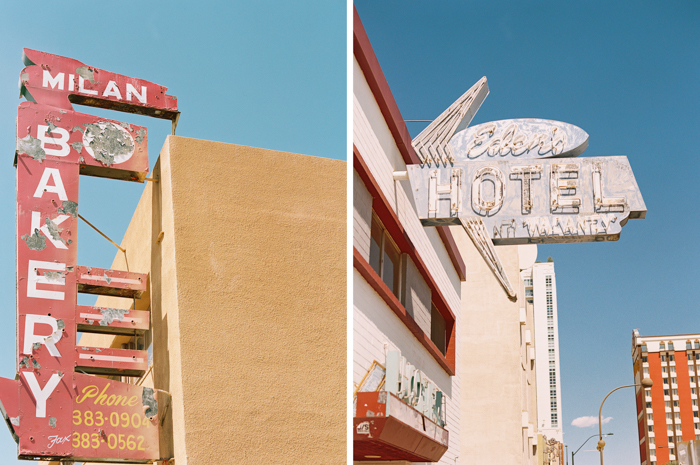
[354, 151, 457, 376]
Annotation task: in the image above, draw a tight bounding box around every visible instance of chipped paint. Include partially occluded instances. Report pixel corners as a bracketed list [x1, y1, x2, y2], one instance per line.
[10, 417, 19, 426]
[21, 229, 47, 250]
[75, 66, 95, 83]
[46, 121, 57, 135]
[43, 271, 65, 282]
[18, 356, 29, 368]
[142, 387, 157, 417]
[45, 218, 67, 245]
[71, 141, 83, 153]
[72, 126, 84, 133]
[98, 308, 129, 326]
[104, 274, 112, 284]
[48, 417, 56, 428]
[32, 342, 41, 350]
[31, 358, 41, 369]
[83, 122, 135, 166]
[16, 134, 46, 162]
[57, 200, 78, 218]
[135, 129, 146, 144]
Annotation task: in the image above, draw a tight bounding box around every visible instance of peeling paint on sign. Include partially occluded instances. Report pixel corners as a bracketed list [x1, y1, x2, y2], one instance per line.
[44, 218, 66, 245]
[75, 66, 95, 83]
[21, 229, 47, 250]
[82, 122, 135, 166]
[48, 417, 56, 428]
[142, 387, 157, 418]
[70, 142, 83, 153]
[57, 200, 78, 218]
[16, 135, 46, 162]
[98, 308, 129, 326]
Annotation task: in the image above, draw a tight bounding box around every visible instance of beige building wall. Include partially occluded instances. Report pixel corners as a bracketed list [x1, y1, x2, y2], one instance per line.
[45, 136, 346, 464]
[452, 227, 538, 465]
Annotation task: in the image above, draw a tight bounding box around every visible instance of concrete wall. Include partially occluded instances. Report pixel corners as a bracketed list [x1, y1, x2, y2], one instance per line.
[452, 226, 527, 465]
[49, 136, 346, 465]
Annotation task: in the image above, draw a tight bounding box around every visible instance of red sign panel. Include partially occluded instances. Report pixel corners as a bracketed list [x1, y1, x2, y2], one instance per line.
[20, 48, 178, 121]
[0, 49, 176, 463]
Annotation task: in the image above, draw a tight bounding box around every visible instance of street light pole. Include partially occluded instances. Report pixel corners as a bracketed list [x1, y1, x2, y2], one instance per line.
[572, 433, 612, 465]
[597, 378, 653, 465]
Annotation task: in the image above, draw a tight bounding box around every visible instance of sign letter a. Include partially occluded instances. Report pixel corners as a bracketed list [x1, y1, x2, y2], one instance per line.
[33, 168, 68, 200]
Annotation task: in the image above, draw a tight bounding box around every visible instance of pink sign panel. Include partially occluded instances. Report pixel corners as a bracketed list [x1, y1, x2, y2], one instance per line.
[0, 49, 175, 462]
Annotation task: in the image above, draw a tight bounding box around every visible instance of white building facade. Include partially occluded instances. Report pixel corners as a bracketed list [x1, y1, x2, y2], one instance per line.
[352, 10, 465, 464]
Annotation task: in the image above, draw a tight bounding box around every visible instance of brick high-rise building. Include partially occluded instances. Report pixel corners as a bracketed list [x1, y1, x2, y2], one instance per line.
[632, 331, 700, 465]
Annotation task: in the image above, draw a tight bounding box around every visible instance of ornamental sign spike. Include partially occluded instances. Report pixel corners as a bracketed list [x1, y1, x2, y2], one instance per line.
[0, 49, 177, 462]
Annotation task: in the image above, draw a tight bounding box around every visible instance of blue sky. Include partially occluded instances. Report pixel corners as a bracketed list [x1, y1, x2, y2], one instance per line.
[0, 1, 345, 462]
[355, 1, 699, 464]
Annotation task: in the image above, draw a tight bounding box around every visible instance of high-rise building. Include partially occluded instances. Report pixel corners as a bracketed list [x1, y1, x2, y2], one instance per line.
[523, 261, 563, 443]
[632, 331, 700, 465]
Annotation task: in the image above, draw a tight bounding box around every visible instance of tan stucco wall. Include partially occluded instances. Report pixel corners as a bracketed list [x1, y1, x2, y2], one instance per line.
[61, 136, 346, 464]
[452, 226, 525, 464]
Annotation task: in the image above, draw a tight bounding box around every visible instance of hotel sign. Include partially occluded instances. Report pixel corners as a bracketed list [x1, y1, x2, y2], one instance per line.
[0, 49, 178, 462]
[449, 118, 589, 161]
[408, 80, 645, 245]
[407, 156, 646, 244]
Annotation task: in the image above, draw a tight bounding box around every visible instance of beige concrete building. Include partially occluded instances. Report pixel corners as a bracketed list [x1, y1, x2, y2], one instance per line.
[452, 235, 541, 465]
[42, 136, 346, 464]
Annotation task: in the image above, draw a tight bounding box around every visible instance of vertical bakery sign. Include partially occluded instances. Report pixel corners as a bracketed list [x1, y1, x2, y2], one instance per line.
[0, 49, 178, 462]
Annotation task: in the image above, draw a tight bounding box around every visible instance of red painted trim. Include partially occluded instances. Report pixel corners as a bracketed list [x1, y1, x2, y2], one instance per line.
[353, 9, 466, 281]
[354, 247, 455, 376]
[353, 7, 419, 166]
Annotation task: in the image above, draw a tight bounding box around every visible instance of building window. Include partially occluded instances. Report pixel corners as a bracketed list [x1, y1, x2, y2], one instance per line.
[670, 354, 675, 361]
[430, 303, 447, 356]
[370, 215, 400, 296]
[646, 402, 652, 408]
[644, 367, 649, 374]
[642, 344, 648, 352]
[664, 378, 669, 385]
[688, 342, 693, 350]
[669, 342, 674, 350]
[642, 356, 648, 362]
[660, 344, 666, 350]
[674, 401, 678, 407]
[671, 377, 677, 384]
[695, 341, 700, 349]
[649, 425, 654, 432]
[673, 389, 678, 396]
[664, 390, 670, 396]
